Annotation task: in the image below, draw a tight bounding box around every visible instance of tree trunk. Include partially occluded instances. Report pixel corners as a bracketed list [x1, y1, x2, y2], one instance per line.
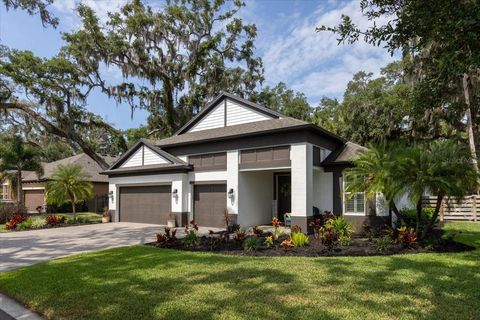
[72, 201, 77, 224]
[16, 169, 23, 206]
[421, 193, 444, 239]
[163, 81, 175, 136]
[389, 200, 405, 226]
[415, 198, 422, 239]
[463, 74, 479, 187]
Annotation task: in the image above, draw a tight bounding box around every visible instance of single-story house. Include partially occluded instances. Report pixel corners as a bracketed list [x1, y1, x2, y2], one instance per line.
[1, 154, 117, 213]
[103, 92, 390, 231]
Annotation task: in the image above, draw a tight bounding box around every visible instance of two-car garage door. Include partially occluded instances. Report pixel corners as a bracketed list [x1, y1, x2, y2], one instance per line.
[119, 185, 171, 224]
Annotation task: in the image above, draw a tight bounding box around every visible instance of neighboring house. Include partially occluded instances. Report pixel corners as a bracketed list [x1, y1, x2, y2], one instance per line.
[14, 154, 117, 213]
[103, 92, 390, 231]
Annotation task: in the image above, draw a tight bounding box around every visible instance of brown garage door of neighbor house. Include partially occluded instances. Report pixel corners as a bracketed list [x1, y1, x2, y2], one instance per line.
[194, 184, 227, 228]
[24, 189, 45, 213]
[119, 185, 171, 225]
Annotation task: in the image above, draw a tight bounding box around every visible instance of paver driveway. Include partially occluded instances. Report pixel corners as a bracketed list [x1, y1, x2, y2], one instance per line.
[0, 223, 162, 272]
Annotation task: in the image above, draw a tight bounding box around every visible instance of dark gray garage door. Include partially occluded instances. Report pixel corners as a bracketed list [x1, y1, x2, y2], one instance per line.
[119, 185, 171, 224]
[194, 184, 226, 228]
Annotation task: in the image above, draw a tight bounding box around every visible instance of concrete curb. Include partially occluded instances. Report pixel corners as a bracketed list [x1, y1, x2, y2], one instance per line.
[0, 293, 43, 320]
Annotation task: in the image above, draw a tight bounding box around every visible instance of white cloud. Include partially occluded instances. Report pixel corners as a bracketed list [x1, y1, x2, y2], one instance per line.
[259, 1, 396, 103]
[52, 0, 130, 29]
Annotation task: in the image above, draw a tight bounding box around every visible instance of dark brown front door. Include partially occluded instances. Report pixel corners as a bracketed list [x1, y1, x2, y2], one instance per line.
[24, 189, 45, 213]
[277, 174, 291, 221]
[194, 184, 226, 228]
[119, 185, 171, 224]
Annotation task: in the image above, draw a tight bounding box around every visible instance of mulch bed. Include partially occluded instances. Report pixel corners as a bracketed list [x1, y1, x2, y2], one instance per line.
[146, 229, 474, 257]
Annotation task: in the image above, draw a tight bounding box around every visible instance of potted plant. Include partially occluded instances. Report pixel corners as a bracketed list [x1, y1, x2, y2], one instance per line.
[167, 212, 176, 228]
[102, 208, 111, 223]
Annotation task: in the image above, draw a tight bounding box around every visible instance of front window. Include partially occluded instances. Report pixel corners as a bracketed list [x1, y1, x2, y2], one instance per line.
[343, 176, 365, 215]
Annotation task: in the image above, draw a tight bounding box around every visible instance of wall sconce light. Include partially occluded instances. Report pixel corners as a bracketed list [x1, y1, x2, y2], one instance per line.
[108, 190, 114, 203]
[172, 189, 178, 198]
[227, 188, 234, 199]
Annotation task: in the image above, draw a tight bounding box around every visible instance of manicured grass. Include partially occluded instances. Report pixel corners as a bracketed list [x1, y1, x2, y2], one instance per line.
[0, 222, 479, 320]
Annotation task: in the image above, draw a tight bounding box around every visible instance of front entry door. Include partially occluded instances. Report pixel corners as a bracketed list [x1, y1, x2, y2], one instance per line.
[277, 174, 291, 222]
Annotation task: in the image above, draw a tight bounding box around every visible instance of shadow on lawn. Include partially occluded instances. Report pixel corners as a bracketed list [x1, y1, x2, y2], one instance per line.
[315, 228, 480, 319]
[1, 226, 479, 320]
[1, 248, 341, 320]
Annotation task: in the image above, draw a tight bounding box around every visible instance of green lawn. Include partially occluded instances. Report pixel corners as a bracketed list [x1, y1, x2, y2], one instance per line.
[0, 222, 479, 320]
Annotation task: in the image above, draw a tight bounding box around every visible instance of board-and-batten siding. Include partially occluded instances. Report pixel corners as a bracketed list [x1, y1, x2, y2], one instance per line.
[190, 102, 225, 132]
[121, 146, 169, 168]
[188, 98, 273, 133]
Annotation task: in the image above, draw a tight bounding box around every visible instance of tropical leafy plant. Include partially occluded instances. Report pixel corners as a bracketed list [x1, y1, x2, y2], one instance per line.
[397, 226, 417, 247]
[5, 214, 25, 230]
[264, 236, 274, 248]
[183, 230, 199, 248]
[280, 238, 294, 252]
[346, 140, 479, 239]
[243, 236, 260, 251]
[291, 232, 310, 247]
[46, 164, 93, 223]
[374, 236, 393, 253]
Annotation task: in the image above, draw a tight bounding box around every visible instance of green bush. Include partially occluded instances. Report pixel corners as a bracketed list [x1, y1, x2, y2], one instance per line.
[17, 218, 33, 230]
[291, 232, 309, 247]
[326, 216, 353, 238]
[398, 207, 436, 230]
[31, 217, 46, 229]
[243, 236, 259, 251]
[183, 230, 199, 247]
[374, 236, 393, 252]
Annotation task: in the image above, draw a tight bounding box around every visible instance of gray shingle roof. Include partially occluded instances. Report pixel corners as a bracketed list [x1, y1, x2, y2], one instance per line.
[322, 142, 367, 165]
[156, 117, 344, 147]
[23, 154, 118, 183]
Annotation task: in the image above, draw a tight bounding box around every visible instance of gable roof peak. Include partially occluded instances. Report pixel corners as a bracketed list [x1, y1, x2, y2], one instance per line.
[174, 92, 284, 135]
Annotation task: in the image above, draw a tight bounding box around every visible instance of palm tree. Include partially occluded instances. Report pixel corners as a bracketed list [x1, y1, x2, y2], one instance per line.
[46, 164, 93, 223]
[393, 141, 478, 239]
[346, 140, 479, 240]
[344, 142, 404, 224]
[0, 135, 43, 206]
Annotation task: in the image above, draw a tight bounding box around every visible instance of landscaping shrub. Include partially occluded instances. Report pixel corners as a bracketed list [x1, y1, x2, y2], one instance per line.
[326, 216, 353, 238]
[243, 236, 259, 251]
[338, 235, 353, 246]
[45, 215, 64, 226]
[252, 225, 263, 235]
[156, 227, 177, 245]
[0, 204, 26, 224]
[30, 217, 46, 229]
[17, 218, 34, 230]
[319, 227, 339, 250]
[264, 235, 274, 248]
[234, 229, 246, 241]
[183, 230, 199, 247]
[374, 236, 393, 252]
[5, 214, 25, 230]
[397, 226, 417, 247]
[280, 238, 294, 251]
[291, 232, 309, 247]
[398, 207, 436, 230]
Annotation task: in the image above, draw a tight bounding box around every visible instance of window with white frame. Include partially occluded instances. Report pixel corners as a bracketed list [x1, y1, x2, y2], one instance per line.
[343, 175, 365, 215]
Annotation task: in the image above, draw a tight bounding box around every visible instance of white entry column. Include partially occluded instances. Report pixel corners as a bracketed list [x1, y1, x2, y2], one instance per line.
[291, 143, 313, 231]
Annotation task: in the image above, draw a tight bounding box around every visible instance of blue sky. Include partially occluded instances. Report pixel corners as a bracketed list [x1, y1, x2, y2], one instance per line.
[0, 0, 394, 130]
